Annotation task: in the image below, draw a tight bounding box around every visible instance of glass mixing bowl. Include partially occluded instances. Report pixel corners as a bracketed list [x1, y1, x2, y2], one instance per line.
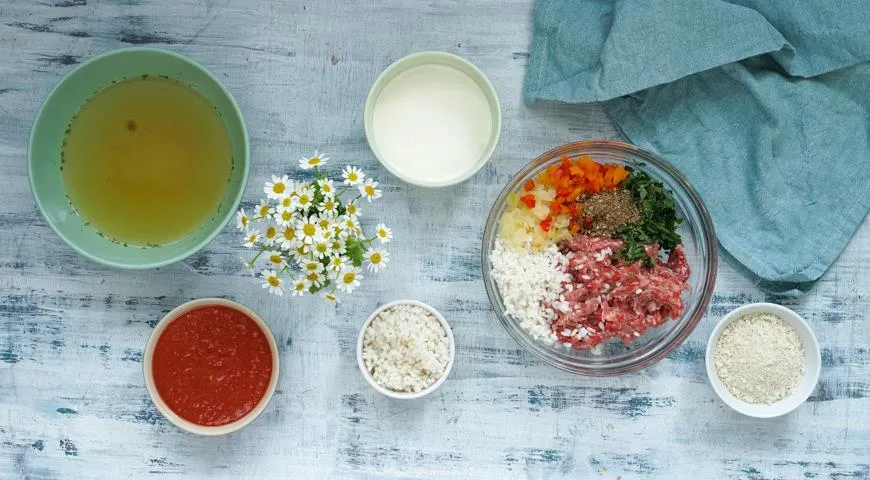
[481, 141, 717, 375]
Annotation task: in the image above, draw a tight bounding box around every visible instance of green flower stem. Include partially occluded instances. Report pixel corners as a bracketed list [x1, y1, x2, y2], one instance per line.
[249, 248, 266, 265]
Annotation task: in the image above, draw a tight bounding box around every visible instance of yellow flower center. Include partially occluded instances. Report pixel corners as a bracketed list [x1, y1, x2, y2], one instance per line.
[347, 204, 357, 215]
[241, 216, 249, 227]
[248, 234, 257, 242]
[348, 172, 358, 182]
[265, 226, 277, 239]
[259, 205, 270, 217]
[282, 211, 293, 222]
[316, 243, 328, 253]
[324, 293, 337, 301]
[365, 185, 375, 196]
[273, 183, 285, 194]
[295, 282, 305, 291]
[283, 228, 295, 240]
[306, 262, 319, 271]
[370, 253, 381, 264]
[306, 272, 319, 283]
[299, 195, 310, 205]
[270, 254, 282, 264]
[282, 197, 292, 207]
[296, 246, 306, 255]
[308, 157, 320, 165]
[268, 276, 280, 287]
[324, 200, 334, 210]
[303, 224, 316, 236]
[342, 272, 356, 284]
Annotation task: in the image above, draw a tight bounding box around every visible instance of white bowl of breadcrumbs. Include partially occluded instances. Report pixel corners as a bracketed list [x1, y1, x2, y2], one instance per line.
[706, 302, 821, 418]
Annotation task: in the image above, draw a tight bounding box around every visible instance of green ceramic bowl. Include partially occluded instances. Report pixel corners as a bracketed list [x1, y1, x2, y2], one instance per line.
[29, 47, 249, 269]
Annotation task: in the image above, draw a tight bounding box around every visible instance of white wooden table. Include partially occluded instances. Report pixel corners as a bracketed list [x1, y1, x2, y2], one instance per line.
[1, 1, 868, 478]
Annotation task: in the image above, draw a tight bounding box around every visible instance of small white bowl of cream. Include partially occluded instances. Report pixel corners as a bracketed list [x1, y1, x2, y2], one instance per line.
[705, 303, 821, 418]
[364, 51, 501, 187]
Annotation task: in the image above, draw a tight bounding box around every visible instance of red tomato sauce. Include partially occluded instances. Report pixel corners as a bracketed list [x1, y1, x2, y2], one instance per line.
[152, 305, 273, 426]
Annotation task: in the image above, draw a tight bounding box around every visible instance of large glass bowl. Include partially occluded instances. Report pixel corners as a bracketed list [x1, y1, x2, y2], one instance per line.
[481, 141, 717, 375]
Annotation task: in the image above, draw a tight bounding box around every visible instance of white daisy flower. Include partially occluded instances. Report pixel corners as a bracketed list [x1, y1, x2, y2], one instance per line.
[327, 254, 347, 272]
[304, 270, 325, 288]
[240, 257, 256, 276]
[243, 230, 260, 248]
[322, 292, 338, 302]
[236, 209, 251, 231]
[299, 258, 323, 274]
[365, 248, 390, 273]
[299, 150, 329, 170]
[317, 178, 336, 198]
[375, 223, 393, 243]
[278, 225, 298, 250]
[341, 166, 365, 185]
[275, 206, 296, 227]
[261, 270, 283, 296]
[340, 215, 361, 235]
[254, 200, 274, 219]
[295, 244, 310, 256]
[345, 201, 360, 218]
[337, 267, 363, 293]
[296, 187, 314, 212]
[261, 223, 279, 246]
[265, 250, 286, 268]
[264, 175, 291, 199]
[329, 239, 346, 256]
[319, 197, 339, 216]
[311, 239, 330, 259]
[279, 194, 298, 212]
[332, 223, 347, 240]
[315, 214, 334, 232]
[296, 216, 322, 244]
[359, 178, 382, 202]
[291, 278, 308, 297]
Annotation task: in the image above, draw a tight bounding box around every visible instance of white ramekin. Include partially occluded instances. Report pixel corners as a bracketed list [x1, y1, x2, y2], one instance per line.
[706, 302, 821, 418]
[357, 299, 455, 399]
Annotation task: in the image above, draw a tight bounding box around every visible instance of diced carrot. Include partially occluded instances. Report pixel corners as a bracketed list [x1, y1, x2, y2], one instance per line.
[523, 179, 535, 192]
[549, 201, 563, 214]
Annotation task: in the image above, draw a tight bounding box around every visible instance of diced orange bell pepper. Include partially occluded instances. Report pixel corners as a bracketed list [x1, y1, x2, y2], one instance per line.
[523, 179, 535, 192]
[520, 194, 536, 209]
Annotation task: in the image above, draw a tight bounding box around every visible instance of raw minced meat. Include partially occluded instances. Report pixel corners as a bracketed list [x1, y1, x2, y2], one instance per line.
[552, 235, 690, 349]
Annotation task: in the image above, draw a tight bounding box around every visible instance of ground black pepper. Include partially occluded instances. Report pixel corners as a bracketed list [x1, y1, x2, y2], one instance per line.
[582, 189, 641, 237]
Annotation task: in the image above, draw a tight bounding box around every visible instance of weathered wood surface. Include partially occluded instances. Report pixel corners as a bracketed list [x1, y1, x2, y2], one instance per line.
[0, 1, 867, 478]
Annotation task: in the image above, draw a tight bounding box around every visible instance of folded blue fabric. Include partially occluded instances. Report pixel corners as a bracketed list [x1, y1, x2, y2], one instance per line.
[524, 0, 870, 294]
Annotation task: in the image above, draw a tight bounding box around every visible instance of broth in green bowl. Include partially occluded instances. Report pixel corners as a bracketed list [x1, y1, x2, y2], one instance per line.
[29, 47, 249, 268]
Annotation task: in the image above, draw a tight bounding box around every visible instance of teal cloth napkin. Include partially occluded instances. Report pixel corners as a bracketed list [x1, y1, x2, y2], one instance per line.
[524, 0, 870, 294]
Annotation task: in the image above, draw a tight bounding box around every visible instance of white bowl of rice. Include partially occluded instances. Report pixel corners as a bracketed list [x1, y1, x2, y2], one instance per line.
[357, 300, 455, 399]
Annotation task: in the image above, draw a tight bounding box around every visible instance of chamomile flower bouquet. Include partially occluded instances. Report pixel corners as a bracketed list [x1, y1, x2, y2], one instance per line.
[236, 151, 392, 301]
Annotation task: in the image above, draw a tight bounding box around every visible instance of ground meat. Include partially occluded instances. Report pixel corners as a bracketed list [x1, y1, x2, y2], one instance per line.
[550, 235, 690, 349]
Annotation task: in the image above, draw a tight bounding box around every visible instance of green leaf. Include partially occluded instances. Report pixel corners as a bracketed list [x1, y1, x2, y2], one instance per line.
[614, 171, 682, 266]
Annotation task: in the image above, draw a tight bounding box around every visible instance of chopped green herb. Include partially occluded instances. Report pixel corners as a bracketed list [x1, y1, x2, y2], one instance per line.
[615, 170, 682, 267]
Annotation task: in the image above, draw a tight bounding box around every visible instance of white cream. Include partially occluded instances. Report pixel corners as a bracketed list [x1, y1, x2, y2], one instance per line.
[371, 64, 493, 184]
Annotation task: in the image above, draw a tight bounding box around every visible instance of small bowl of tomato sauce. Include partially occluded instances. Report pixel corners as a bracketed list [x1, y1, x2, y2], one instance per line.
[143, 298, 279, 435]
